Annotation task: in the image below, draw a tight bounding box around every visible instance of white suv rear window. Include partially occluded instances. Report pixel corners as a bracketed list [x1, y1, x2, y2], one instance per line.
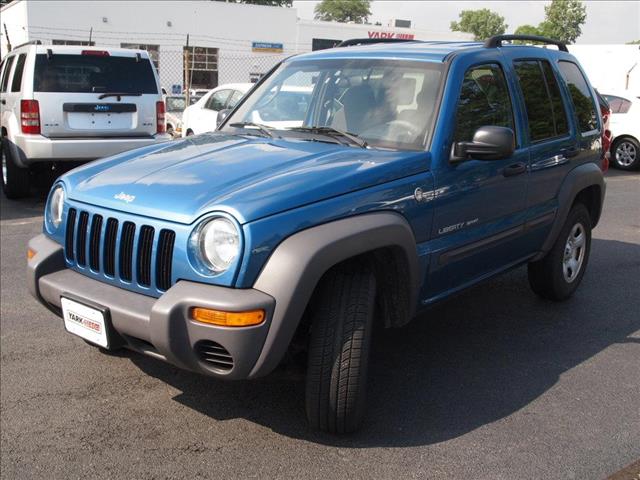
[34, 53, 157, 94]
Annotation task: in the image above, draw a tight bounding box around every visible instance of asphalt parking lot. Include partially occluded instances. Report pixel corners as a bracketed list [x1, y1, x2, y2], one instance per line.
[1, 170, 638, 480]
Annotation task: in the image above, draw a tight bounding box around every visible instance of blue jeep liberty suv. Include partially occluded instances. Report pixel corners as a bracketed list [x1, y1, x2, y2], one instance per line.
[28, 35, 607, 433]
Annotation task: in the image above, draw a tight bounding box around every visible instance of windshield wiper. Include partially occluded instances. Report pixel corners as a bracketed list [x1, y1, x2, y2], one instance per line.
[288, 126, 368, 149]
[97, 92, 143, 100]
[229, 122, 275, 138]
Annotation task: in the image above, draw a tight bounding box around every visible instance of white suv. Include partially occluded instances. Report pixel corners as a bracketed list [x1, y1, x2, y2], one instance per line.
[0, 42, 171, 198]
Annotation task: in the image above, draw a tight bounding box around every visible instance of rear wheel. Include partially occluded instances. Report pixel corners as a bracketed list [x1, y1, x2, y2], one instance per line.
[611, 137, 640, 170]
[528, 204, 592, 301]
[305, 264, 376, 434]
[1, 138, 30, 199]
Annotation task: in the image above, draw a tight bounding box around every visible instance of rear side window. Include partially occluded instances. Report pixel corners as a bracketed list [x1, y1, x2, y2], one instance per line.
[0, 56, 15, 92]
[558, 61, 598, 133]
[514, 60, 569, 142]
[33, 54, 158, 94]
[11, 54, 26, 92]
[454, 64, 515, 143]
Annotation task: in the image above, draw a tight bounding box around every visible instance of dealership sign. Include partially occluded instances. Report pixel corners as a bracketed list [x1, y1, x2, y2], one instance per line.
[367, 31, 415, 40]
[252, 42, 284, 53]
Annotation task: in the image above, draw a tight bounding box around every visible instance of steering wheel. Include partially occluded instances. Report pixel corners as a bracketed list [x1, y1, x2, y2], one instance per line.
[361, 119, 421, 141]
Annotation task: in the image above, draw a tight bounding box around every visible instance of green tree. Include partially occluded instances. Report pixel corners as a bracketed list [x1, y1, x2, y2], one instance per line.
[513, 0, 586, 43]
[627, 39, 640, 45]
[450, 9, 508, 41]
[214, 0, 292, 6]
[514, 24, 543, 37]
[314, 0, 372, 24]
[539, 0, 586, 43]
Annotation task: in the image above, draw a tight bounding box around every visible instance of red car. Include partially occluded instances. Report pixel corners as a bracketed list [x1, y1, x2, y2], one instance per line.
[596, 90, 613, 172]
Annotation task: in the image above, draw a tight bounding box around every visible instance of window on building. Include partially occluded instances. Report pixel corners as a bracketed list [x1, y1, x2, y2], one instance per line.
[454, 64, 514, 143]
[52, 39, 95, 46]
[558, 61, 599, 133]
[514, 60, 570, 142]
[184, 46, 218, 90]
[121, 43, 160, 71]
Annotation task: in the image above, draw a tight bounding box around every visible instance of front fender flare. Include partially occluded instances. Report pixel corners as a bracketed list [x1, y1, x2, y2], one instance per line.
[248, 211, 419, 378]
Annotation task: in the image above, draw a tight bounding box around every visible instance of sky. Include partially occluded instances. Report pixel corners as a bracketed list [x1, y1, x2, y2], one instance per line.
[291, 0, 640, 44]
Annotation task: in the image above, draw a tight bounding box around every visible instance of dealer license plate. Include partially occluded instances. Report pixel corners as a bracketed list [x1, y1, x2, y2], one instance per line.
[61, 297, 109, 348]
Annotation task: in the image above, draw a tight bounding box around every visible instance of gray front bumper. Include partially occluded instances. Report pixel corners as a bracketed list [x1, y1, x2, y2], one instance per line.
[27, 234, 275, 380]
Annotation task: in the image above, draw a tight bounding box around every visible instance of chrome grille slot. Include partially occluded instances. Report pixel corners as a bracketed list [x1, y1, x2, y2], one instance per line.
[136, 225, 155, 287]
[103, 218, 119, 277]
[65, 208, 77, 261]
[76, 211, 89, 267]
[89, 214, 103, 271]
[119, 221, 136, 282]
[156, 229, 175, 291]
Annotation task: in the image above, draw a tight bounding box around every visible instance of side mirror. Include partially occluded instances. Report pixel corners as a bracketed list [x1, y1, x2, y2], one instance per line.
[216, 109, 231, 128]
[450, 126, 515, 162]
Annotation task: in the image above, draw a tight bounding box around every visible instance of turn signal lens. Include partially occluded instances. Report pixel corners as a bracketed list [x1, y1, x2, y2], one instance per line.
[191, 308, 265, 327]
[27, 248, 36, 260]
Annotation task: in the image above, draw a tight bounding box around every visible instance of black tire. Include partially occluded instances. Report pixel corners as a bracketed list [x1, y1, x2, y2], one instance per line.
[1, 138, 30, 199]
[305, 264, 376, 434]
[611, 137, 640, 171]
[528, 204, 592, 301]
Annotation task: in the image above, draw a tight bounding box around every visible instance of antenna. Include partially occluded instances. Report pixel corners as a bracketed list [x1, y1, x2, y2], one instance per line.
[89, 27, 93, 45]
[3, 23, 11, 52]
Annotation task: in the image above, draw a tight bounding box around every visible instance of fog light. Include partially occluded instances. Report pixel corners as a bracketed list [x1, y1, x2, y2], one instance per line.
[191, 307, 265, 327]
[27, 248, 36, 260]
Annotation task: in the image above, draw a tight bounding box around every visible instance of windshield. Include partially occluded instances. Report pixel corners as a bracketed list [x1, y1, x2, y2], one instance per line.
[222, 58, 443, 150]
[34, 54, 157, 94]
[166, 96, 186, 111]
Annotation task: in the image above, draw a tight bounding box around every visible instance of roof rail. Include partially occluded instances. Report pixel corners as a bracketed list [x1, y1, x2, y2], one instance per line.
[12, 40, 42, 50]
[336, 38, 418, 48]
[484, 34, 568, 52]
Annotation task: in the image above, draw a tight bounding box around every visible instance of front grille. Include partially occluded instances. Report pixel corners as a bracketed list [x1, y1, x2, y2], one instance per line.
[64, 210, 175, 293]
[196, 341, 234, 371]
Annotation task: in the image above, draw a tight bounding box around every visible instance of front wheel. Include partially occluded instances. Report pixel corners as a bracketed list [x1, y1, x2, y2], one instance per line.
[528, 204, 592, 301]
[611, 137, 640, 170]
[305, 264, 376, 434]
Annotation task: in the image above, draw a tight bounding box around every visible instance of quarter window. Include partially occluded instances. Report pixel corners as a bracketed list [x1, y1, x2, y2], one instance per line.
[11, 54, 26, 92]
[453, 64, 514, 143]
[514, 60, 569, 142]
[558, 61, 598, 132]
[0, 56, 15, 92]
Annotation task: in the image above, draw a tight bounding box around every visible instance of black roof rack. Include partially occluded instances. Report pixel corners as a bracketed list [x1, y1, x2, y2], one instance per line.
[12, 40, 42, 50]
[336, 38, 418, 48]
[484, 34, 568, 52]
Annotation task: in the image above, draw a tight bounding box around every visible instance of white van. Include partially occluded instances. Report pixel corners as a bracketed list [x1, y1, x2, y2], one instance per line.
[0, 41, 171, 198]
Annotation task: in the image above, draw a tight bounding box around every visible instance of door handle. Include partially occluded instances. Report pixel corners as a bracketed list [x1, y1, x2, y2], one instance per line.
[503, 162, 527, 177]
[0, 99, 5, 105]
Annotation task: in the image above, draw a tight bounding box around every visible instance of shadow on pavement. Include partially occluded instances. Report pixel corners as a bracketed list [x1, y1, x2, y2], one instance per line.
[129, 237, 640, 447]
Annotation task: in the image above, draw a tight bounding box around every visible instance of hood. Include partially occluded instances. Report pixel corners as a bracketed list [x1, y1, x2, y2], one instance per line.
[64, 132, 429, 225]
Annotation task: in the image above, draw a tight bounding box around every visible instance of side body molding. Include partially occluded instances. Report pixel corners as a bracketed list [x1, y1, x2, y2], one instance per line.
[534, 162, 606, 261]
[249, 211, 420, 378]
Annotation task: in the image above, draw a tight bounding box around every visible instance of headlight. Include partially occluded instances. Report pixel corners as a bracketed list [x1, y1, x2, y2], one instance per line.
[191, 217, 240, 273]
[47, 185, 65, 229]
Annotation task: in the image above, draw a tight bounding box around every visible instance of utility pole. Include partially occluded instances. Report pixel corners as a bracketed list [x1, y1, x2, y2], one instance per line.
[3, 23, 11, 52]
[183, 34, 190, 105]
